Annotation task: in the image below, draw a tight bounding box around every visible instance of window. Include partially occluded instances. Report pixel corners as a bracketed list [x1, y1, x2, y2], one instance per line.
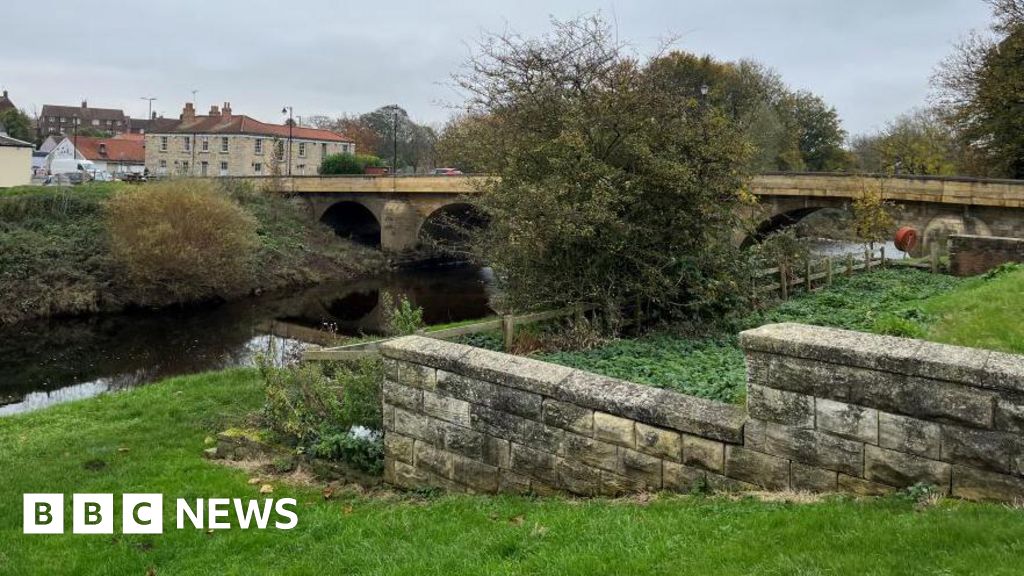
[275, 141, 284, 157]
[200, 161, 208, 176]
[159, 160, 167, 169]
[183, 136, 191, 152]
[253, 162, 262, 174]
[201, 137, 209, 152]
[297, 164, 306, 175]
[92, 119, 100, 126]
[49, 116, 56, 122]
[160, 136, 168, 152]
[181, 160, 189, 174]
[106, 120, 113, 126]
[219, 161, 229, 176]
[254, 138, 263, 154]
[321, 143, 328, 157]
[59, 117, 66, 123]
[221, 137, 229, 152]
[115, 120, 122, 126]
[298, 142, 306, 157]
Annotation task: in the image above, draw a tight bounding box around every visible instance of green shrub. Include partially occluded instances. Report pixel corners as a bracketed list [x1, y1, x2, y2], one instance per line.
[104, 179, 258, 300]
[314, 432, 383, 474]
[381, 292, 425, 336]
[259, 357, 383, 470]
[319, 153, 386, 175]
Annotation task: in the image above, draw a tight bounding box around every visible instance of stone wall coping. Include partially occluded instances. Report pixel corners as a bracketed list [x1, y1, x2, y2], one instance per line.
[380, 336, 746, 442]
[740, 323, 1024, 394]
[950, 233, 1024, 243]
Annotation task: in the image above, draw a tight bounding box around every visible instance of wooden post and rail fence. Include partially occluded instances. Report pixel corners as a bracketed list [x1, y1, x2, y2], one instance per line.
[305, 248, 894, 362]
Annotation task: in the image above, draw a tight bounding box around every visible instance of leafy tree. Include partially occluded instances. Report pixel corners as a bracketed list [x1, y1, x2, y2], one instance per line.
[453, 15, 753, 323]
[851, 109, 958, 175]
[360, 106, 438, 173]
[851, 178, 897, 250]
[308, 115, 381, 157]
[933, 0, 1024, 177]
[623, 52, 849, 173]
[0, 108, 32, 142]
[779, 91, 851, 172]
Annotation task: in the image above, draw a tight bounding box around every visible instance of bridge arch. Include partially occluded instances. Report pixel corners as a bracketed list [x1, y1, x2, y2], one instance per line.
[743, 206, 836, 248]
[418, 202, 489, 254]
[320, 201, 381, 248]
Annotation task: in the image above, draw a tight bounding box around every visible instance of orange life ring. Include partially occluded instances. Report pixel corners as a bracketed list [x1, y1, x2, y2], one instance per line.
[894, 227, 919, 252]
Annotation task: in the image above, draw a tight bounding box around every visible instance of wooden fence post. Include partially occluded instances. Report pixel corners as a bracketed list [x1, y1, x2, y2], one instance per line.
[846, 254, 854, 277]
[930, 243, 940, 274]
[825, 256, 833, 287]
[805, 259, 812, 292]
[864, 248, 872, 271]
[880, 246, 886, 266]
[779, 262, 788, 300]
[501, 315, 515, 351]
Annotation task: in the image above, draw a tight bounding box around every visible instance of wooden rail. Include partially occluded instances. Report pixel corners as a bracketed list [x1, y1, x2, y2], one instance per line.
[751, 247, 887, 300]
[302, 306, 589, 362]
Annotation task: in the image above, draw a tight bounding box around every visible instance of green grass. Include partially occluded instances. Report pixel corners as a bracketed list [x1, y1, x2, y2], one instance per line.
[535, 268, 1022, 403]
[917, 265, 1024, 354]
[1, 370, 1022, 575]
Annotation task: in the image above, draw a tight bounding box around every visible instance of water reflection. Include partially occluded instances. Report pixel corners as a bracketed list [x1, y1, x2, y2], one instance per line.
[0, 266, 494, 415]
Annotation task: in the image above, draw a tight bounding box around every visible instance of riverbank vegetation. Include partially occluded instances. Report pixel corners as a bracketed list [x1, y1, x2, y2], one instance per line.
[0, 181, 383, 325]
[1, 369, 1022, 575]
[461, 266, 1024, 404]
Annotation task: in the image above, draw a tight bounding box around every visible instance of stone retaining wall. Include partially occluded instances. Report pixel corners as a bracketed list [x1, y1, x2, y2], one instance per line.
[950, 234, 1024, 276]
[379, 326, 1024, 502]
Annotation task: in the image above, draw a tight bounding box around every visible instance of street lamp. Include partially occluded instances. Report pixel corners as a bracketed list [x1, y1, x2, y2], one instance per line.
[391, 106, 398, 176]
[72, 114, 80, 160]
[699, 83, 709, 97]
[281, 106, 293, 176]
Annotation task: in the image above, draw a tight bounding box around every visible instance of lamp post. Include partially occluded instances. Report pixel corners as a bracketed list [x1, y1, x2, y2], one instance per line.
[72, 114, 79, 159]
[281, 106, 293, 176]
[391, 107, 398, 176]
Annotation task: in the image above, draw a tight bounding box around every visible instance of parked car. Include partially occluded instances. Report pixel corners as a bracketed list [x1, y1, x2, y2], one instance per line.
[431, 167, 464, 176]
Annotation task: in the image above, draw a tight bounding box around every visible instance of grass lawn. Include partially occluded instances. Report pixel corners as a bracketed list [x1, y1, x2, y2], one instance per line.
[1, 370, 1023, 575]
[918, 266, 1024, 354]
[535, 267, 1023, 403]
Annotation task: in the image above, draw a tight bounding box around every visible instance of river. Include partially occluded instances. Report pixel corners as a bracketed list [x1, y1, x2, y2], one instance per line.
[0, 265, 495, 415]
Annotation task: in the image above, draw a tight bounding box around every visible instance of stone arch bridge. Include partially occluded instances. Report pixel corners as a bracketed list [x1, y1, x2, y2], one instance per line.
[247, 173, 1024, 254]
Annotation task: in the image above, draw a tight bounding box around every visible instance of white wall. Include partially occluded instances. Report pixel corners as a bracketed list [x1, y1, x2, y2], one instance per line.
[0, 147, 32, 187]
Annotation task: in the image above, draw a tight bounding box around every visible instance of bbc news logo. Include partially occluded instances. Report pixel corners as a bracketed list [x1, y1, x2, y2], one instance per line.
[24, 494, 298, 534]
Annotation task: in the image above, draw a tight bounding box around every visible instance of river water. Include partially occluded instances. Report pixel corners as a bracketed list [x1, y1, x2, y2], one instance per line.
[0, 266, 495, 415]
[0, 238, 908, 416]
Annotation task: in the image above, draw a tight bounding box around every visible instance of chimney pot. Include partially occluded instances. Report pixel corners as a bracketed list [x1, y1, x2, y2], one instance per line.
[209, 105, 220, 116]
[81, 100, 87, 108]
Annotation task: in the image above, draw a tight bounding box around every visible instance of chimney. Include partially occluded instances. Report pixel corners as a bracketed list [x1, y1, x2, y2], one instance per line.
[2, 90, 7, 99]
[180, 102, 196, 122]
[209, 104, 221, 116]
[221, 102, 232, 117]
[81, 100, 87, 108]
[151, 111, 157, 120]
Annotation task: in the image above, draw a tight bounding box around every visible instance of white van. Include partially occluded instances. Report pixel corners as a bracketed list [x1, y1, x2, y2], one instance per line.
[50, 158, 99, 177]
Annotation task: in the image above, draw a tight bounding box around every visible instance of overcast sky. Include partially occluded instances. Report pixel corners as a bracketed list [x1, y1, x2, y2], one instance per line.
[0, 0, 993, 137]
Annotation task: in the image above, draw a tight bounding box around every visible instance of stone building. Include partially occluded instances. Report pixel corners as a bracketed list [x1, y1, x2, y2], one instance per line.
[144, 102, 353, 177]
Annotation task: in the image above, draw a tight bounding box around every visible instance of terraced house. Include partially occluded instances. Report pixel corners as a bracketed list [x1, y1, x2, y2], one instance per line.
[144, 102, 354, 177]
